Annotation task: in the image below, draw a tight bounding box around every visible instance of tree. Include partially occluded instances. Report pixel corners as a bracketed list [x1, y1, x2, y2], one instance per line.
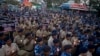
[45, 0, 68, 7]
[3, 0, 19, 5]
[90, 0, 100, 17]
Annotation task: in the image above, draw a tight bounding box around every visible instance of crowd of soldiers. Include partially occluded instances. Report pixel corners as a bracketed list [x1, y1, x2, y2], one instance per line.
[0, 7, 100, 56]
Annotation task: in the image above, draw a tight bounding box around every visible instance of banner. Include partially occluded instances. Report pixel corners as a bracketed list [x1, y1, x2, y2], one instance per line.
[70, 3, 88, 10]
[23, 0, 32, 6]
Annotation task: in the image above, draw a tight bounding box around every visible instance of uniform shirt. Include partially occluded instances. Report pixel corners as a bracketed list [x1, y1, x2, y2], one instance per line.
[14, 35, 25, 48]
[3, 43, 19, 56]
[48, 36, 54, 48]
[36, 30, 43, 37]
[42, 30, 49, 37]
[61, 52, 71, 56]
[62, 39, 72, 47]
[0, 47, 5, 56]
[60, 30, 66, 39]
[23, 39, 35, 51]
[34, 44, 45, 56]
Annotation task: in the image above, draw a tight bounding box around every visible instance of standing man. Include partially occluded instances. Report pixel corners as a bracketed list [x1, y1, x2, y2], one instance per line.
[14, 29, 25, 49]
[3, 37, 19, 56]
[34, 38, 45, 56]
[23, 33, 35, 56]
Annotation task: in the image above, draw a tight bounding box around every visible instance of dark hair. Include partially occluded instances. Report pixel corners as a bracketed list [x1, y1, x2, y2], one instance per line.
[36, 37, 43, 42]
[25, 32, 32, 37]
[64, 45, 72, 50]
[0, 26, 4, 31]
[43, 45, 51, 52]
[18, 29, 23, 33]
[79, 47, 88, 53]
[66, 34, 71, 37]
[53, 39, 59, 44]
[88, 45, 95, 49]
[4, 36, 11, 42]
[0, 32, 4, 37]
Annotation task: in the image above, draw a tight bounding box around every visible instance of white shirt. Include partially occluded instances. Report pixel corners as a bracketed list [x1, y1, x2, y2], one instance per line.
[48, 36, 54, 48]
[3, 43, 19, 56]
[62, 39, 72, 47]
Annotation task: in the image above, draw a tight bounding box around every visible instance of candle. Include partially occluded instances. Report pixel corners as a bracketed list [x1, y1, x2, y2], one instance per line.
[20, 40, 22, 42]
[57, 48, 60, 52]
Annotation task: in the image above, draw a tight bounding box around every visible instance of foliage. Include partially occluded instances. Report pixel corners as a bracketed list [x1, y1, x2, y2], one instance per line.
[3, 0, 19, 5]
[44, 0, 69, 7]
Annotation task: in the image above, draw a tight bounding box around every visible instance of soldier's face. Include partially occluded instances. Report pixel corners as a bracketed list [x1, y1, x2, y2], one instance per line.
[6, 39, 12, 46]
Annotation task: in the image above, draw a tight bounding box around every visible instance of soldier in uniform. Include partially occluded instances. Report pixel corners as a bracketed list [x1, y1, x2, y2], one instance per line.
[14, 29, 25, 49]
[3, 37, 19, 56]
[23, 32, 35, 56]
[62, 34, 72, 47]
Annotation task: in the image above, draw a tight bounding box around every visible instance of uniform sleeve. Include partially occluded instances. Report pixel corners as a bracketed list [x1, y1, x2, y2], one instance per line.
[13, 36, 17, 43]
[15, 43, 20, 51]
[23, 39, 28, 45]
[0, 47, 5, 56]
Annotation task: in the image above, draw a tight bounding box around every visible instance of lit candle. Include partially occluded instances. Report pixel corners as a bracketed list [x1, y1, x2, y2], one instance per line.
[57, 48, 60, 52]
[20, 40, 22, 42]
[12, 50, 15, 53]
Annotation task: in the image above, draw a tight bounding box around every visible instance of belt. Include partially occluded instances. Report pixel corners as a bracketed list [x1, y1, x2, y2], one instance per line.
[26, 50, 33, 52]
